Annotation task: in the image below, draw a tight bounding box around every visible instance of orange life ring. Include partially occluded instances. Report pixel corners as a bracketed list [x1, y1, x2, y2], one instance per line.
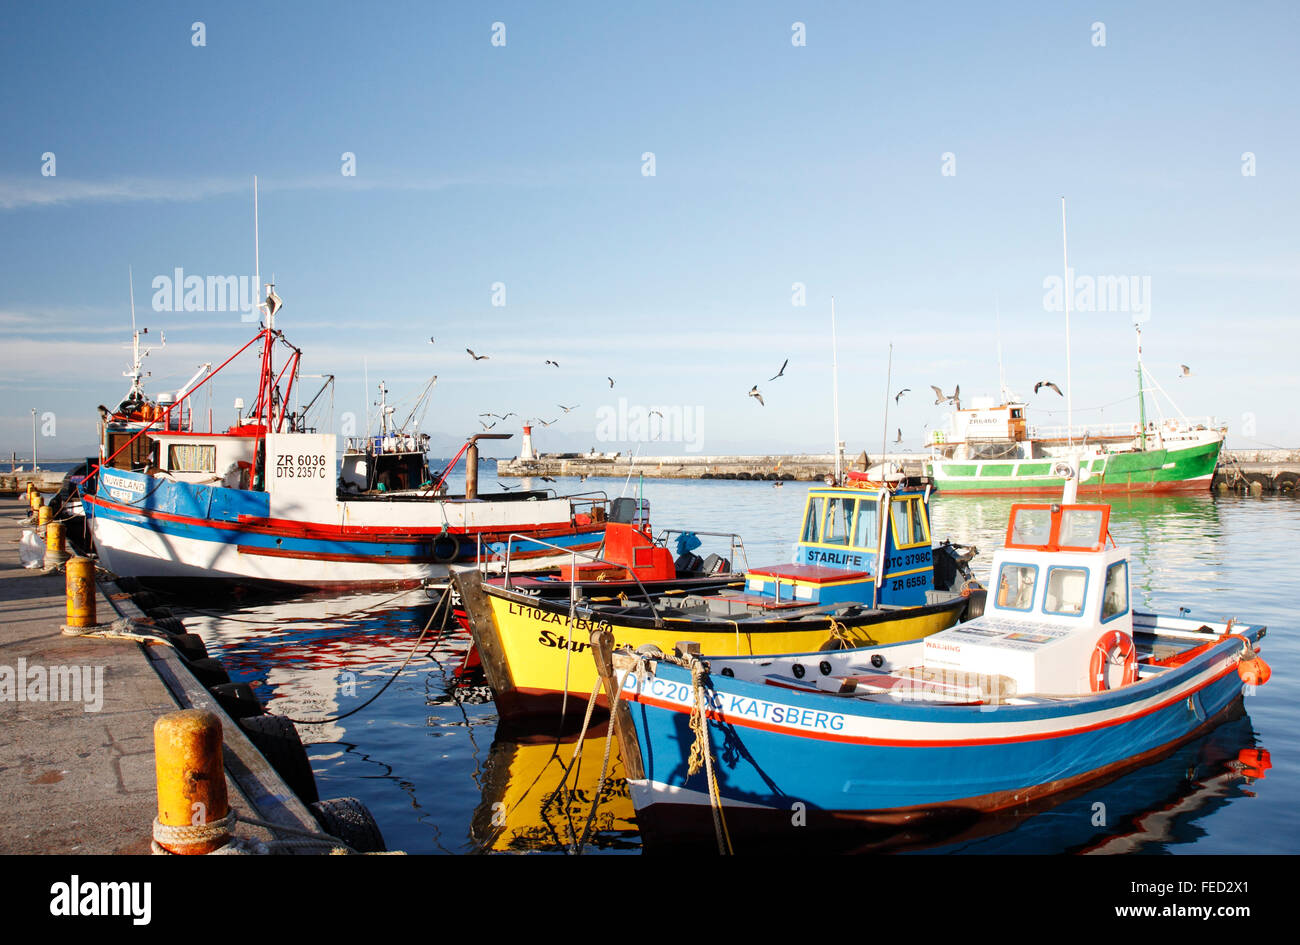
[1089, 629, 1137, 692]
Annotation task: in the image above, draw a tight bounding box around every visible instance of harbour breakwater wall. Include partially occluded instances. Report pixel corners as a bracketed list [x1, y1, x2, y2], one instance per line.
[498, 449, 1300, 492]
[498, 452, 916, 482]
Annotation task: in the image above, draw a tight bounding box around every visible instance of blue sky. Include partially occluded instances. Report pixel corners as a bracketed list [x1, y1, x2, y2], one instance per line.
[2, 1, 1296, 460]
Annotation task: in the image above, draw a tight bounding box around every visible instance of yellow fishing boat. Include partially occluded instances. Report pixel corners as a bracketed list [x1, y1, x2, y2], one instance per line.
[456, 477, 985, 721]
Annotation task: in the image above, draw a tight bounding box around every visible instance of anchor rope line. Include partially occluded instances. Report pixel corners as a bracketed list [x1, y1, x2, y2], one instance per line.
[150, 810, 363, 855]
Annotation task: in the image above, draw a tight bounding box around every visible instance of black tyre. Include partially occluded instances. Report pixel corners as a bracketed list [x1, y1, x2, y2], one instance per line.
[183, 656, 231, 688]
[310, 797, 386, 853]
[238, 715, 319, 804]
[168, 632, 208, 661]
[209, 682, 264, 720]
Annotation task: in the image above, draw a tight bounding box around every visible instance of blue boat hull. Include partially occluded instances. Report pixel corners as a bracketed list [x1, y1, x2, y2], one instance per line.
[618, 628, 1262, 847]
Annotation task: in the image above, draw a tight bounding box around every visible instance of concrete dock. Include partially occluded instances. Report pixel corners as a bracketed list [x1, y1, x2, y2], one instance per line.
[0, 495, 323, 854]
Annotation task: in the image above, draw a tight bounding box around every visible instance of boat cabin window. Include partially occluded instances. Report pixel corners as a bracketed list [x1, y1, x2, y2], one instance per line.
[996, 564, 1038, 611]
[1102, 561, 1129, 621]
[1009, 508, 1052, 546]
[890, 497, 929, 548]
[1044, 566, 1089, 616]
[822, 497, 854, 545]
[802, 497, 824, 542]
[853, 502, 879, 548]
[167, 443, 216, 473]
[1059, 508, 1105, 549]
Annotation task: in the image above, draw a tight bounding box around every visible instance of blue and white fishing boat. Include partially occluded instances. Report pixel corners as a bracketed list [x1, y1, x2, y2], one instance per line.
[598, 493, 1272, 851]
[82, 285, 610, 589]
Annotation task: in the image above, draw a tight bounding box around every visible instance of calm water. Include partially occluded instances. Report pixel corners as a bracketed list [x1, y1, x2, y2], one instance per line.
[167, 473, 1297, 855]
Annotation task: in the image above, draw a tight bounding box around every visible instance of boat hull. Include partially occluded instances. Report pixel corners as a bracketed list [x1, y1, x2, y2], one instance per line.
[618, 622, 1262, 849]
[928, 437, 1221, 495]
[85, 470, 604, 589]
[456, 571, 969, 722]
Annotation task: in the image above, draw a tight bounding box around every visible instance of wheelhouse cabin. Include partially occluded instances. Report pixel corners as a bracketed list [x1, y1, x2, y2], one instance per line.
[742, 481, 937, 608]
[921, 503, 1134, 695]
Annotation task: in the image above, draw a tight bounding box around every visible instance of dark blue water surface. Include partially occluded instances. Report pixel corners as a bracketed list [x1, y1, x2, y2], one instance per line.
[169, 473, 1295, 854]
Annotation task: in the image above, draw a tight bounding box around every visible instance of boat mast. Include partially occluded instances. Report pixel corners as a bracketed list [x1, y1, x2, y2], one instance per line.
[1060, 197, 1073, 446]
[1136, 324, 1147, 450]
[831, 297, 842, 484]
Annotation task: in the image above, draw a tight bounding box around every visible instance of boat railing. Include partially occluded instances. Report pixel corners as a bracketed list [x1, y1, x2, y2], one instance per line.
[1032, 416, 1222, 441]
[495, 532, 664, 628]
[655, 529, 750, 572]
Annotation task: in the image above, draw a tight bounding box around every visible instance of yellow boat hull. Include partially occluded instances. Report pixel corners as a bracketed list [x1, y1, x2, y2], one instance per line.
[457, 571, 968, 721]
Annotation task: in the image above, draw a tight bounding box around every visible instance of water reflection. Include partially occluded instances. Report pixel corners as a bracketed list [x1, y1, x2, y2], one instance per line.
[470, 722, 638, 854]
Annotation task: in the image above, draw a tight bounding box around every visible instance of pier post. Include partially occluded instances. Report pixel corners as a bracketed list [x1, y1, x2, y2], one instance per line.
[153, 710, 231, 854]
[64, 557, 96, 628]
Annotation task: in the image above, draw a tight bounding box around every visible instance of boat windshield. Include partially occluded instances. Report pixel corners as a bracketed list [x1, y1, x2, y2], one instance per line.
[853, 502, 878, 548]
[1045, 567, 1088, 615]
[802, 497, 824, 542]
[1102, 561, 1128, 620]
[1009, 508, 1052, 546]
[996, 563, 1038, 610]
[1059, 508, 1105, 548]
[822, 497, 854, 545]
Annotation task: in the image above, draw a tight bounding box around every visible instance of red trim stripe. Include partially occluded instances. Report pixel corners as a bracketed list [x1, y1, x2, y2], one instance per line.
[627, 658, 1240, 748]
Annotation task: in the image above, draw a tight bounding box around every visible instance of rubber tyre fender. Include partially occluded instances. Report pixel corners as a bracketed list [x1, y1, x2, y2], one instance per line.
[309, 797, 386, 853]
[168, 632, 208, 662]
[209, 682, 264, 720]
[238, 714, 320, 805]
[182, 656, 231, 688]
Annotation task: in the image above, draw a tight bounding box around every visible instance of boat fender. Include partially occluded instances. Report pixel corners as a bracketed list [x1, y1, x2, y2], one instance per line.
[720, 667, 734, 677]
[1089, 630, 1138, 692]
[432, 535, 460, 563]
[1237, 655, 1272, 686]
[792, 663, 805, 679]
[819, 661, 833, 676]
[870, 653, 885, 669]
[636, 644, 664, 659]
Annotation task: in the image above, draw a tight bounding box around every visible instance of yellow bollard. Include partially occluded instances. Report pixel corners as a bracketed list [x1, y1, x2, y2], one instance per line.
[65, 557, 96, 627]
[37, 504, 52, 535]
[29, 490, 42, 513]
[45, 520, 68, 568]
[154, 710, 230, 854]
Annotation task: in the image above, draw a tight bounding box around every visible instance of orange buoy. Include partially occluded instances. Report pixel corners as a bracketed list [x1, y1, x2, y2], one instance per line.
[1238, 656, 1272, 686]
[1089, 629, 1138, 692]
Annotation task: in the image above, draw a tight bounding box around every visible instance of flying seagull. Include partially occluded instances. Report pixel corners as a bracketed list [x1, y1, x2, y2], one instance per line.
[607, 377, 615, 388]
[467, 348, 489, 360]
[497, 481, 516, 491]
[749, 386, 765, 407]
[769, 359, 789, 381]
[558, 404, 580, 413]
[649, 409, 664, 419]
[429, 337, 436, 344]
[895, 428, 903, 444]
[479, 420, 496, 431]
[1034, 380, 1063, 397]
[545, 359, 559, 367]
[1179, 364, 1193, 377]
[930, 384, 961, 409]
[894, 388, 910, 404]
